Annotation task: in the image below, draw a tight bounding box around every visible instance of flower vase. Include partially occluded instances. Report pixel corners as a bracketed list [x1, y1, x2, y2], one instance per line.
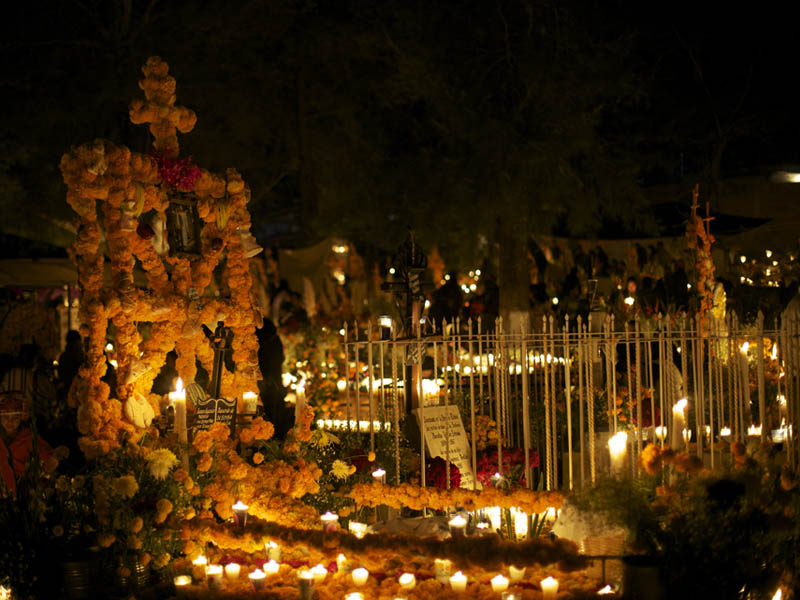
[61, 555, 100, 599]
[622, 555, 663, 600]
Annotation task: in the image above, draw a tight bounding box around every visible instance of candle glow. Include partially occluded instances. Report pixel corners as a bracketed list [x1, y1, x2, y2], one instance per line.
[540, 576, 559, 599]
[399, 573, 417, 590]
[352, 567, 369, 586]
[264, 560, 280, 575]
[491, 574, 509, 592]
[310, 564, 328, 583]
[449, 571, 467, 592]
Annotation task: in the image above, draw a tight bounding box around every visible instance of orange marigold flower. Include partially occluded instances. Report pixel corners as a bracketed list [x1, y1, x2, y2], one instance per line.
[253, 452, 264, 465]
[127, 535, 143, 550]
[251, 417, 274, 441]
[731, 441, 746, 457]
[209, 421, 230, 441]
[367, 451, 376, 462]
[172, 468, 189, 483]
[129, 517, 143, 533]
[192, 431, 213, 453]
[98, 532, 116, 548]
[196, 452, 213, 472]
[239, 428, 254, 444]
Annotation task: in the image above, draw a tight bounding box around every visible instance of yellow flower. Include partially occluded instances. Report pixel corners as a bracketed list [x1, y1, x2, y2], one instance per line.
[111, 475, 139, 498]
[367, 451, 376, 462]
[331, 459, 352, 480]
[145, 448, 178, 480]
[154, 498, 173, 524]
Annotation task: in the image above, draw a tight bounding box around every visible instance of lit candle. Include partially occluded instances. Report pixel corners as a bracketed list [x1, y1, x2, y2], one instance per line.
[491, 574, 509, 592]
[379, 315, 392, 340]
[508, 566, 526, 582]
[242, 390, 258, 413]
[311, 564, 328, 583]
[434, 559, 452, 583]
[348, 521, 368, 539]
[512, 508, 528, 540]
[449, 571, 467, 592]
[597, 585, 614, 595]
[321, 511, 339, 533]
[398, 573, 416, 590]
[540, 576, 559, 600]
[372, 467, 387, 484]
[672, 398, 688, 450]
[191, 555, 207, 582]
[608, 431, 628, 477]
[170, 377, 187, 449]
[263, 560, 280, 575]
[351, 567, 369, 587]
[486, 507, 501, 531]
[232, 500, 249, 528]
[336, 553, 349, 572]
[224, 563, 241, 579]
[748, 424, 762, 438]
[720, 426, 731, 440]
[448, 514, 468, 538]
[345, 594, 364, 600]
[205, 564, 223, 589]
[248, 569, 266, 590]
[299, 569, 315, 600]
[174, 574, 191, 598]
[265, 540, 282, 561]
[655, 425, 668, 444]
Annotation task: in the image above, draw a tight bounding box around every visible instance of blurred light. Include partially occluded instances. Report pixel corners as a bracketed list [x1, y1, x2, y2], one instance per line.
[771, 171, 800, 183]
[469, 283, 477, 292]
[105, 343, 114, 352]
[740, 276, 746, 283]
[469, 271, 474, 277]
[687, 283, 692, 289]
[424, 299, 431, 309]
[389, 267, 396, 275]
[337, 379, 347, 392]
[475, 269, 481, 275]
[766, 249, 773, 258]
[740, 255, 747, 263]
[740, 341, 750, 354]
[444, 274, 451, 281]
[772, 260, 779, 266]
[339, 328, 345, 336]
[552, 297, 559, 305]
[624, 296, 635, 306]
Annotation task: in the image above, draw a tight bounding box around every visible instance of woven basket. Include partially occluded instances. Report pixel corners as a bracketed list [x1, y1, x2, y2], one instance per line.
[578, 533, 625, 585]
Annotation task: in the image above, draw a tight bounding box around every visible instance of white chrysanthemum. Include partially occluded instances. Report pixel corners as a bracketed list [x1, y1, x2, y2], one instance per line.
[331, 459, 351, 480]
[145, 448, 179, 480]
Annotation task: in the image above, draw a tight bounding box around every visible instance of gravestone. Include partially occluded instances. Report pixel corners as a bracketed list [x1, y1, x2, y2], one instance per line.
[415, 405, 479, 489]
[194, 397, 237, 432]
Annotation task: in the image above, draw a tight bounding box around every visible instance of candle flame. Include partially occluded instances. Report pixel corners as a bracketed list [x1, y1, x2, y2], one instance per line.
[174, 377, 184, 394]
[608, 431, 628, 455]
[673, 398, 688, 413]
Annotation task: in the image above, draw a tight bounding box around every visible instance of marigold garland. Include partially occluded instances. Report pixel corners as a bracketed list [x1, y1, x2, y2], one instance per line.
[347, 482, 564, 515]
[184, 517, 587, 574]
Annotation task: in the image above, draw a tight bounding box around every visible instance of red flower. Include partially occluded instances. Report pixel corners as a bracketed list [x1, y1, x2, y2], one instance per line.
[153, 150, 202, 191]
[425, 457, 461, 489]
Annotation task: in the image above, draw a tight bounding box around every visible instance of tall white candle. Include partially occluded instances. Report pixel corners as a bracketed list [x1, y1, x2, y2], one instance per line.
[448, 514, 467, 538]
[170, 377, 187, 446]
[205, 564, 223, 588]
[608, 431, 628, 477]
[320, 511, 339, 532]
[508, 566, 526, 582]
[242, 390, 258, 413]
[672, 398, 688, 450]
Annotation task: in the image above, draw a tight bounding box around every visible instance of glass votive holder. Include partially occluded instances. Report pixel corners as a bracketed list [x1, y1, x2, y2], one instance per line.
[225, 563, 241, 579]
[351, 567, 369, 587]
[249, 568, 266, 590]
[232, 500, 249, 528]
[398, 572, 416, 590]
[205, 564, 223, 589]
[299, 570, 315, 600]
[509, 565, 526, 582]
[265, 539, 282, 561]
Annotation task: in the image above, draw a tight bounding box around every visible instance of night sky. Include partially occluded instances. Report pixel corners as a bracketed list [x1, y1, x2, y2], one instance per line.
[2, 1, 799, 254]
